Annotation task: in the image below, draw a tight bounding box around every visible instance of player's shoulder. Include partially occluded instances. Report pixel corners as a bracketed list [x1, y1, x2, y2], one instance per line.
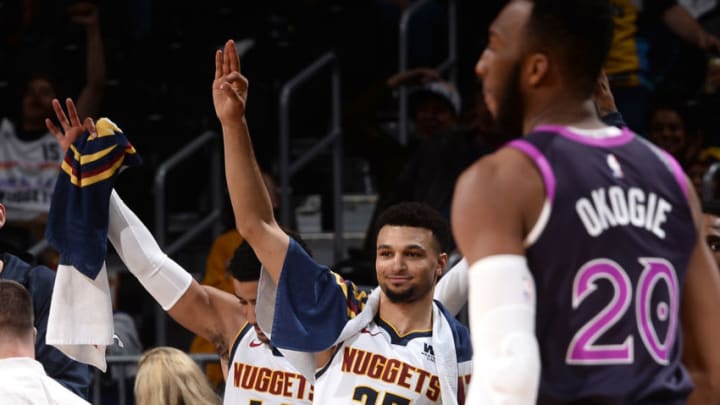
[456, 142, 543, 201]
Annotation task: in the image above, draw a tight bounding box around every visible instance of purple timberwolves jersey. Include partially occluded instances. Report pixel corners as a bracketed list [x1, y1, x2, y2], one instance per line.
[508, 125, 695, 404]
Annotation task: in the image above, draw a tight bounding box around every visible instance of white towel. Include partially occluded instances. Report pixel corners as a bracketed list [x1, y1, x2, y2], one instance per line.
[256, 271, 460, 405]
[46, 263, 114, 372]
[434, 258, 469, 316]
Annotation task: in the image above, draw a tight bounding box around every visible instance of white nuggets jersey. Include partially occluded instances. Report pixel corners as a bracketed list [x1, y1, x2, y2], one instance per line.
[315, 317, 473, 405]
[0, 118, 63, 221]
[224, 323, 313, 404]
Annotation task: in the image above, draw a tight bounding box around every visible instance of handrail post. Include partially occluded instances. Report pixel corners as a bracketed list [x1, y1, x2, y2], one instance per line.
[331, 63, 344, 261]
[152, 130, 219, 346]
[153, 166, 167, 347]
[278, 52, 344, 263]
[279, 88, 292, 227]
[398, 0, 433, 145]
[703, 161, 720, 202]
[211, 144, 223, 237]
[448, 0, 458, 84]
[398, 0, 457, 144]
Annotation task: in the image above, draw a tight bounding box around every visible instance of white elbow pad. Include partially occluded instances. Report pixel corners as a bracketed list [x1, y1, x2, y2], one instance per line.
[466, 255, 540, 405]
[108, 190, 192, 310]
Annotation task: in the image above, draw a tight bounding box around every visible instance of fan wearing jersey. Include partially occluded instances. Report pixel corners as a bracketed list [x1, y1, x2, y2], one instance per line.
[451, 0, 720, 404]
[224, 240, 316, 403]
[212, 40, 472, 405]
[0, 2, 106, 265]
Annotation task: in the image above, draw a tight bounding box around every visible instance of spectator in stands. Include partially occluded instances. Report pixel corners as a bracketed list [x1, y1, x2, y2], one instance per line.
[605, 0, 720, 134]
[646, 96, 701, 166]
[345, 67, 460, 199]
[0, 1, 105, 267]
[0, 279, 90, 404]
[0, 201, 91, 398]
[689, 146, 720, 198]
[345, 68, 467, 274]
[134, 346, 220, 405]
[363, 78, 494, 257]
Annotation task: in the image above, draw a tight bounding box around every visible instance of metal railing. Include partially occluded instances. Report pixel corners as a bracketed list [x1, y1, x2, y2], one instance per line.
[153, 130, 223, 345]
[703, 161, 720, 202]
[27, 238, 49, 257]
[398, 0, 458, 144]
[278, 51, 344, 263]
[91, 353, 220, 405]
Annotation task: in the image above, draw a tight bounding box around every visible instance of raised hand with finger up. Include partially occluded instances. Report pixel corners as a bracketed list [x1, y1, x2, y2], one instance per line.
[213, 39, 249, 129]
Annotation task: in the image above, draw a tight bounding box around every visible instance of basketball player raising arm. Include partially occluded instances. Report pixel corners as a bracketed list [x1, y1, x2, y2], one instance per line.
[215, 39, 473, 404]
[451, 0, 720, 404]
[45, 98, 315, 404]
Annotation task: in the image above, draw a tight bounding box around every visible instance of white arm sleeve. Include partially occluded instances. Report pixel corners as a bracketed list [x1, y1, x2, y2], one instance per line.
[433, 258, 468, 315]
[107, 190, 192, 310]
[466, 255, 540, 405]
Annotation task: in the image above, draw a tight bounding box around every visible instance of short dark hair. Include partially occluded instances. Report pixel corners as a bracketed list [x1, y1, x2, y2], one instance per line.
[646, 92, 699, 136]
[228, 227, 313, 282]
[526, 0, 614, 95]
[375, 202, 451, 252]
[0, 280, 34, 339]
[228, 241, 262, 282]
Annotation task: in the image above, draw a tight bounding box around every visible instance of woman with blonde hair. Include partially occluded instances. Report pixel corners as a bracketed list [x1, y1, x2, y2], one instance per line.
[134, 347, 220, 405]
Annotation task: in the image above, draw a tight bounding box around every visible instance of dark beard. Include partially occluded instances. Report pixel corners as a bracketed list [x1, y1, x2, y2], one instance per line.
[383, 286, 417, 303]
[493, 63, 525, 139]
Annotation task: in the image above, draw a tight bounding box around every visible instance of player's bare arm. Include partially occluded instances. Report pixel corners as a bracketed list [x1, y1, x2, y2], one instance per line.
[168, 284, 246, 364]
[680, 178, 720, 404]
[45, 97, 247, 364]
[451, 147, 545, 403]
[213, 40, 337, 372]
[214, 39, 288, 283]
[452, 147, 544, 260]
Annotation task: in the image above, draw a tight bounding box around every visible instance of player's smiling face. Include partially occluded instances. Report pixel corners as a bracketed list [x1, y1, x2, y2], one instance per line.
[232, 279, 269, 343]
[375, 225, 444, 304]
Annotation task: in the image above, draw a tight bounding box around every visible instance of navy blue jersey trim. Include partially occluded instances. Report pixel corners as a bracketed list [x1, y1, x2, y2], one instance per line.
[374, 315, 432, 346]
[229, 322, 253, 363]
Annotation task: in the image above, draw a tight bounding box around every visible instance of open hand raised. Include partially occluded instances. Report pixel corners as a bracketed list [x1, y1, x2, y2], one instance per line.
[213, 39, 249, 127]
[45, 98, 97, 154]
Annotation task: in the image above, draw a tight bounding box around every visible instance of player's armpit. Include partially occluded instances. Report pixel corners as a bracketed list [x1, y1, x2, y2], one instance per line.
[167, 283, 246, 353]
